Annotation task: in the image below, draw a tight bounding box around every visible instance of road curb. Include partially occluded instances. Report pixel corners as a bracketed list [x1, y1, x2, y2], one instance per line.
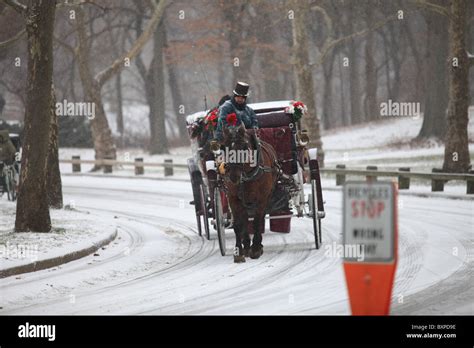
[0, 228, 118, 279]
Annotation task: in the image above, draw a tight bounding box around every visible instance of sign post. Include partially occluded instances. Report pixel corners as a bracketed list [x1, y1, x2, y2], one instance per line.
[342, 181, 398, 315]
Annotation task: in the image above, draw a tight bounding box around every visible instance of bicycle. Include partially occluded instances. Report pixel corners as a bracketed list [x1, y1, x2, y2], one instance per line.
[0, 161, 18, 201]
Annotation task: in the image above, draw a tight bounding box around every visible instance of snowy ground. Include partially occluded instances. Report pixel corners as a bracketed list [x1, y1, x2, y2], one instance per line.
[0, 176, 472, 315]
[0, 201, 117, 270]
[323, 110, 474, 171]
[0, 113, 472, 315]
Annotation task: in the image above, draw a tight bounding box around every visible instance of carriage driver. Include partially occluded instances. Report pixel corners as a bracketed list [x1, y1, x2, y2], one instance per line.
[214, 81, 258, 141]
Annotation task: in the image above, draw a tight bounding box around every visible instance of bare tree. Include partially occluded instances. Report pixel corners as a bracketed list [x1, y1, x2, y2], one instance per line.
[347, 2, 363, 124]
[4, 0, 56, 232]
[419, 9, 448, 139]
[364, 0, 378, 122]
[291, 0, 324, 165]
[74, 0, 168, 166]
[166, 46, 189, 143]
[46, 86, 63, 209]
[134, 1, 168, 154]
[443, 0, 471, 172]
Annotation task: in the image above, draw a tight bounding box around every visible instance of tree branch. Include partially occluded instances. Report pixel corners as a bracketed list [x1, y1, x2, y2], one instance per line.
[53, 35, 75, 54]
[468, 51, 474, 67]
[314, 10, 415, 67]
[3, 0, 27, 16]
[0, 28, 25, 49]
[411, 0, 450, 17]
[311, 5, 334, 42]
[56, 0, 107, 12]
[95, 0, 168, 87]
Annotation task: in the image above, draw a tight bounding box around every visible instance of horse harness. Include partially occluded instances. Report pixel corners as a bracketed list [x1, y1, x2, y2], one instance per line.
[223, 137, 281, 215]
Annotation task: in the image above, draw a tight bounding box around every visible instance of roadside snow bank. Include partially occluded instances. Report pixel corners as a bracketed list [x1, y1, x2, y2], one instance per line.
[0, 200, 117, 277]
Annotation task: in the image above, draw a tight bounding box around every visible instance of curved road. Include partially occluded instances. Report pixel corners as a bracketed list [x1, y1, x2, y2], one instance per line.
[1, 176, 472, 314]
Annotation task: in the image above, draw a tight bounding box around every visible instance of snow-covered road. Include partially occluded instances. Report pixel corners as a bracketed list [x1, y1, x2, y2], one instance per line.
[1, 176, 472, 314]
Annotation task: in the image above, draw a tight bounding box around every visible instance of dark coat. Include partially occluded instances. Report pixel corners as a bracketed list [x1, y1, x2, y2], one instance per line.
[214, 97, 258, 140]
[0, 130, 16, 164]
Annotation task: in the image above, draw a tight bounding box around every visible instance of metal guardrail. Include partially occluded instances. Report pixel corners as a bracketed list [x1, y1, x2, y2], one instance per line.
[321, 164, 474, 195]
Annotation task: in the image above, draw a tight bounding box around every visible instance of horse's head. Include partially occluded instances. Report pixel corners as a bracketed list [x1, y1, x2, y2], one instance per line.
[221, 123, 251, 184]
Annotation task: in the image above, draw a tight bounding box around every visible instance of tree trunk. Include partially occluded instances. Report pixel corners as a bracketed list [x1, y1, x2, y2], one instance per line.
[388, 25, 402, 102]
[403, 21, 425, 105]
[168, 62, 188, 143]
[15, 0, 55, 232]
[338, 52, 348, 127]
[348, 4, 362, 124]
[166, 29, 188, 144]
[417, 8, 449, 139]
[222, 0, 247, 85]
[75, 8, 116, 168]
[291, 1, 324, 165]
[443, 0, 470, 173]
[75, 1, 167, 163]
[322, 49, 336, 129]
[46, 86, 63, 209]
[115, 73, 124, 148]
[365, 3, 378, 122]
[257, 4, 281, 100]
[148, 24, 168, 154]
[348, 47, 362, 124]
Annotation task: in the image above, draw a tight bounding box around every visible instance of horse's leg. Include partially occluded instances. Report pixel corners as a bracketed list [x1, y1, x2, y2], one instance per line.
[249, 212, 264, 259]
[242, 214, 251, 257]
[233, 211, 246, 263]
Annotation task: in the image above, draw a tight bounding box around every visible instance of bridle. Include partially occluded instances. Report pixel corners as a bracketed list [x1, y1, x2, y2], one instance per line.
[223, 130, 276, 184]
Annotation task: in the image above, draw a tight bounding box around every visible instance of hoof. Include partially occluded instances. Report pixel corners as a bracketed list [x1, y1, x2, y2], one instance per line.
[249, 247, 263, 259]
[234, 255, 246, 263]
[243, 247, 250, 257]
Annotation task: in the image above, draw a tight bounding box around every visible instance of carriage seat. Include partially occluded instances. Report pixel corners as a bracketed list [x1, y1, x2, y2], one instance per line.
[247, 126, 297, 176]
[255, 111, 293, 128]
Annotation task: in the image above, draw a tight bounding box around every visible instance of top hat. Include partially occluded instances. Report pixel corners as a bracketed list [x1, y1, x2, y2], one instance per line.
[233, 81, 250, 97]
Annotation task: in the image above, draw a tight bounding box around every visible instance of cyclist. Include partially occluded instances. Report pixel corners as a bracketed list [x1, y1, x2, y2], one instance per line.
[0, 130, 17, 193]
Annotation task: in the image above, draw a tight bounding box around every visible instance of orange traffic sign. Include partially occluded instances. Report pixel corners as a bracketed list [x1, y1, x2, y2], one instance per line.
[342, 181, 398, 315]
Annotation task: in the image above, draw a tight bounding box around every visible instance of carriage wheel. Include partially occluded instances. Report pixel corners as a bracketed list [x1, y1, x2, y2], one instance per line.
[294, 163, 305, 216]
[199, 183, 210, 240]
[189, 169, 203, 236]
[214, 188, 226, 256]
[310, 179, 322, 249]
[195, 213, 202, 237]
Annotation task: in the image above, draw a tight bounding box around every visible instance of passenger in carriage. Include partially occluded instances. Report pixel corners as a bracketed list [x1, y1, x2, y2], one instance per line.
[214, 81, 258, 141]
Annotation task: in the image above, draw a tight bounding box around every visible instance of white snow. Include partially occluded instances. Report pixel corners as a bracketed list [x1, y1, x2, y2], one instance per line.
[323, 108, 474, 172]
[248, 100, 292, 110]
[0, 200, 117, 270]
[1, 110, 471, 315]
[186, 111, 206, 125]
[0, 176, 471, 315]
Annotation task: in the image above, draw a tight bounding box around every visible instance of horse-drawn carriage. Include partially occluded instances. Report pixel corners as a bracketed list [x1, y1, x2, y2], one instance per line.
[186, 100, 325, 258]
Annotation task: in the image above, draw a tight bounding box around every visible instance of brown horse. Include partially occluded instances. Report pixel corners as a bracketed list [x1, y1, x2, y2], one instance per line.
[220, 124, 279, 263]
